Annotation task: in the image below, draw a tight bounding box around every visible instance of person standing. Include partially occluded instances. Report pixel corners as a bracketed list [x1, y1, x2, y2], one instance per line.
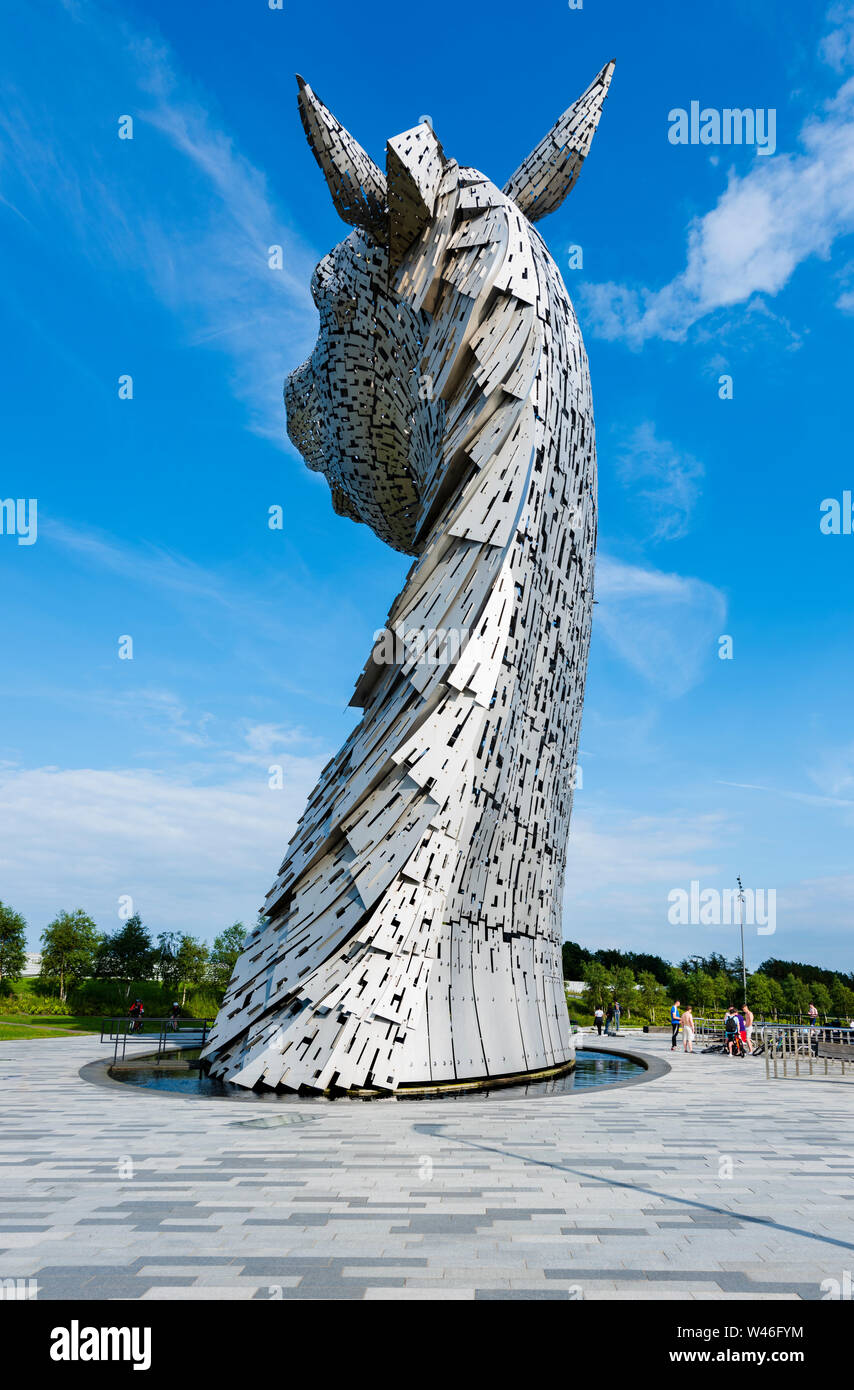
[682, 1005, 695, 1053]
[808, 1002, 818, 1028]
[594, 1006, 604, 1035]
[613, 1000, 621, 1035]
[736, 1008, 747, 1053]
[605, 1002, 615, 1036]
[724, 1006, 740, 1056]
[670, 1000, 681, 1051]
[742, 1002, 755, 1054]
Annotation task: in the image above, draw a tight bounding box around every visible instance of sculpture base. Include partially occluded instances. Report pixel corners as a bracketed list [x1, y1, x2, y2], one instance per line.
[323, 1055, 576, 1099]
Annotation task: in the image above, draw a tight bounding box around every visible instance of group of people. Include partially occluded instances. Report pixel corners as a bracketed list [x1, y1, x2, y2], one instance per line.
[127, 1000, 182, 1032]
[670, 1000, 755, 1054]
[593, 1001, 622, 1035]
[721, 1005, 755, 1055]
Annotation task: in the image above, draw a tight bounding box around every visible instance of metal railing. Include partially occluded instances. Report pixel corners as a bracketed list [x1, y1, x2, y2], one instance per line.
[101, 1017, 214, 1065]
[683, 1016, 853, 1073]
[758, 1023, 853, 1079]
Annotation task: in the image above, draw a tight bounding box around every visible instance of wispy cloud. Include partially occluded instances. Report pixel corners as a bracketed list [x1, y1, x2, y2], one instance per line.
[563, 807, 736, 954]
[808, 740, 854, 798]
[580, 4, 854, 345]
[595, 556, 727, 697]
[0, 0, 318, 439]
[0, 761, 324, 942]
[719, 779, 854, 809]
[42, 516, 368, 707]
[563, 804, 854, 966]
[616, 422, 704, 541]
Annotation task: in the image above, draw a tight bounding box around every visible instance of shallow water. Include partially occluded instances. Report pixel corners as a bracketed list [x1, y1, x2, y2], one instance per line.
[111, 1048, 645, 1102]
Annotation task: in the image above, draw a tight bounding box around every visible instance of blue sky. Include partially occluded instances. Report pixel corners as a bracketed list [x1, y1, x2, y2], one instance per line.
[1, 0, 853, 973]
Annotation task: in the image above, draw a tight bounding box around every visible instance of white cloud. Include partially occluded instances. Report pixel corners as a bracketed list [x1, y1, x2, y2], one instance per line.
[616, 421, 704, 541]
[820, 1, 854, 69]
[234, 722, 321, 764]
[594, 556, 727, 696]
[0, 761, 324, 944]
[581, 7, 854, 345]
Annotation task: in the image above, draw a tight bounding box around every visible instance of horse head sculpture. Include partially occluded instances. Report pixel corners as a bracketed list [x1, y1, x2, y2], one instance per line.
[203, 64, 615, 1093]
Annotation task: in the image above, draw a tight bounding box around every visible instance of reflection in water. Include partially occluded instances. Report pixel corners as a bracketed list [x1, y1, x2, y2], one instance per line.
[111, 1049, 645, 1102]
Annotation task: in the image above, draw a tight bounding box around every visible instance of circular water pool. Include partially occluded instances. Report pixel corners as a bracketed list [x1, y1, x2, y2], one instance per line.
[107, 1048, 646, 1102]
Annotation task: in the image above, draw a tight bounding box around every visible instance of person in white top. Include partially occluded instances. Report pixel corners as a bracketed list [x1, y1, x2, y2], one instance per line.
[594, 1006, 604, 1035]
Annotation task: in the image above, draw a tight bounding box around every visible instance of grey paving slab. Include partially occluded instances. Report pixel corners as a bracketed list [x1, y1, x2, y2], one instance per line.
[0, 1033, 851, 1301]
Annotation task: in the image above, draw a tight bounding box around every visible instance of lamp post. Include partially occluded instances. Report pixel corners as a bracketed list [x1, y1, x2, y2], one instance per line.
[736, 875, 748, 1009]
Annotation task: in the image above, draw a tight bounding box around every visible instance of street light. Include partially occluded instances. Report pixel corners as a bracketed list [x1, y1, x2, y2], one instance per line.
[736, 875, 748, 1008]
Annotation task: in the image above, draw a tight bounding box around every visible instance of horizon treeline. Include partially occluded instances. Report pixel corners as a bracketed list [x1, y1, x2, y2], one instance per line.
[562, 939, 854, 1021]
[0, 899, 251, 1009]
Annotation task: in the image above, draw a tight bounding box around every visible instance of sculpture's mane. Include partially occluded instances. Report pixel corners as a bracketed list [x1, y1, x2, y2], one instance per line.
[398, 165, 546, 544]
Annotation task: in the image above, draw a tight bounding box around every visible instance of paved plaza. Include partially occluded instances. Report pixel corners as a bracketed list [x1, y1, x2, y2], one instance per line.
[0, 1031, 852, 1301]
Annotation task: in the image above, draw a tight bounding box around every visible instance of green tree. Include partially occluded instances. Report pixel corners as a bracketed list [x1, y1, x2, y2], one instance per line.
[96, 915, 156, 995]
[0, 900, 28, 988]
[611, 966, 635, 1018]
[174, 936, 209, 1006]
[637, 971, 666, 1024]
[208, 922, 247, 994]
[156, 932, 183, 993]
[810, 981, 832, 1022]
[562, 940, 592, 979]
[709, 972, 731, 1012]
[783, 971, 809, 1020]
[668, 967, 690, 1005]
[581, 960, 611, 1012]
[688, 969, 716, 1016]
[746, 972, 773, 1020]
[766, 976, 785, 1020]
[831, 976, 854, 1023]
[40, 909, 101, 1002]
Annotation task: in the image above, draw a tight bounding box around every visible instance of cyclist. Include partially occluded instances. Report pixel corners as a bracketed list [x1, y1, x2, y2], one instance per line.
[128, 999, 144, 1033]
[168, 1001, 180, 1032]
[724, 1006, 740, 1056]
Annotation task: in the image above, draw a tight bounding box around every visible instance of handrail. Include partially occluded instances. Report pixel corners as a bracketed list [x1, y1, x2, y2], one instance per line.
[101, 1016, 215, 1065]
[691, 1015, 854, 1041]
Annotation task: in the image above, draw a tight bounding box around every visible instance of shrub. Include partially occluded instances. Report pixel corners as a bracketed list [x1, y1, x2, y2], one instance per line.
[0, 993, 73, 1016]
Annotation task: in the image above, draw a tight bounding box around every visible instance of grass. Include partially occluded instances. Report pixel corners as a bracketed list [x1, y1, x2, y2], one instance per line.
[0, 1014, 102, 1033]
[0, 1022, 82, 1040]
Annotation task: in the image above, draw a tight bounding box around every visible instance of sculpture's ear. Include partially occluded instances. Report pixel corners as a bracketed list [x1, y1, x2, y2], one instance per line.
[386, 123, 446, 267]
[503, 61, 615, 222]
[296, 75, 389, 241]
